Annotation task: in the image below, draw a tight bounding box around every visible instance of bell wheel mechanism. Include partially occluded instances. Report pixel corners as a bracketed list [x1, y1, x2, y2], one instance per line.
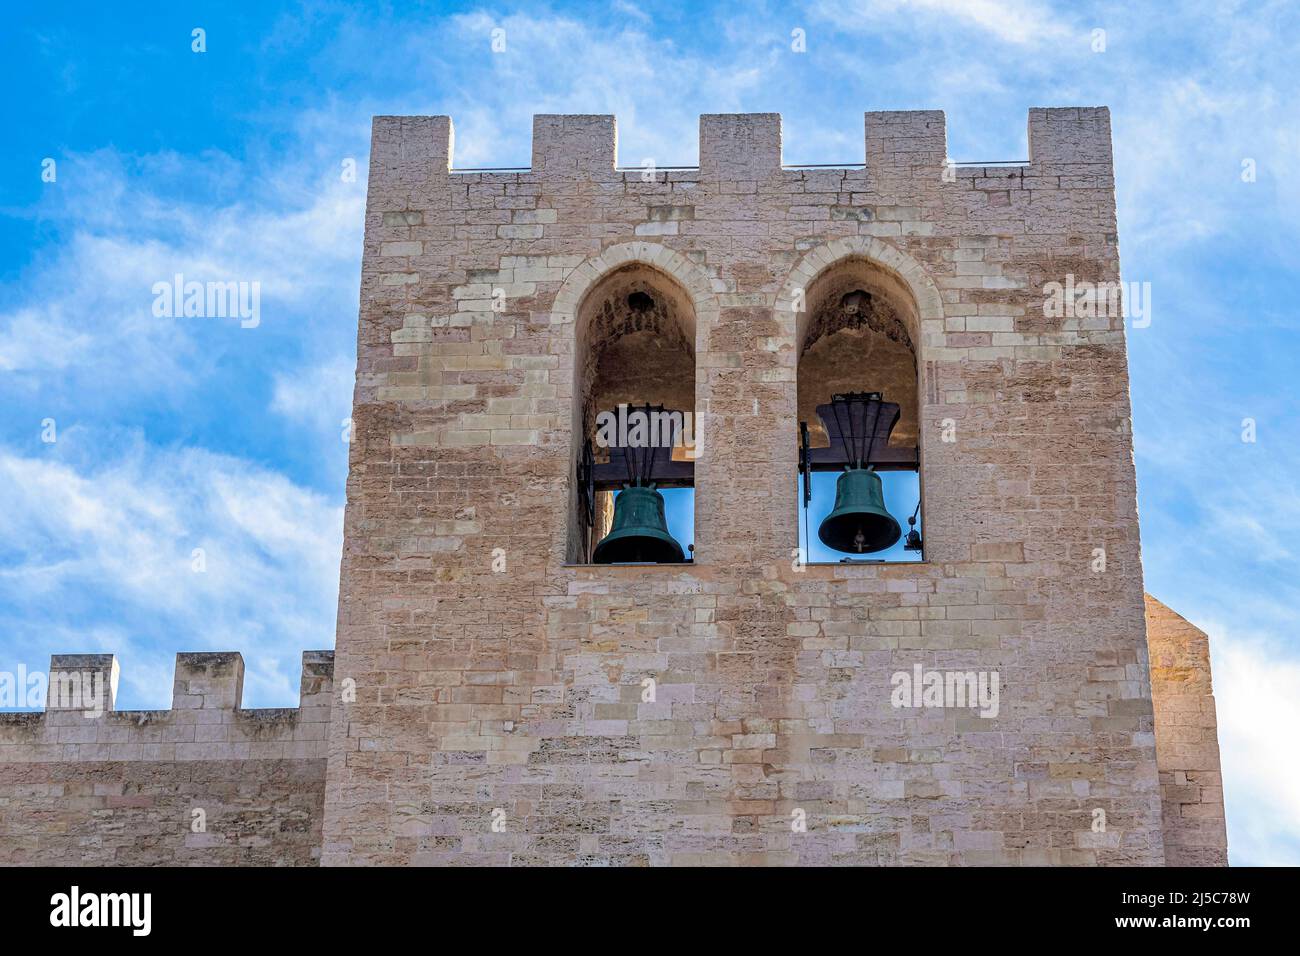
[799, 392, 921, 557]
[579, 403, 692, 564]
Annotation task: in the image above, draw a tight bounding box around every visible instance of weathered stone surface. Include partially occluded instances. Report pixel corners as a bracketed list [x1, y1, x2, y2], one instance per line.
[315, 109, 1217, 866]
[1145, 595, 1229, 866]
[0, 110, 1227, 868]
[0, 653, 333, 866]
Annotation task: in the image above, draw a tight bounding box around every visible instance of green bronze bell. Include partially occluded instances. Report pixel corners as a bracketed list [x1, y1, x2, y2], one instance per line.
[818, 468, 902, 554]
[592, 485, 685, 564]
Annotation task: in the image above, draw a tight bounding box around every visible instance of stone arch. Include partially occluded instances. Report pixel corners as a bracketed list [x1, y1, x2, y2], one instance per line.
[778, 237, 941, 448]
[553, 242, 719, 563]
[776, 237, 941, 560]
[551, 241, 719, 336]
[775, 236, 944, 354]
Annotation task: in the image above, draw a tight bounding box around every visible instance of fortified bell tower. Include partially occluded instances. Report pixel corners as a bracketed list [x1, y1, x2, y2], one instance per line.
[323, 108, 1172, 865]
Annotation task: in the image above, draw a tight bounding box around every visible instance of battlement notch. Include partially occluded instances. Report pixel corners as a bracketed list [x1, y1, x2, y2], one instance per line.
[532, 114, 617, 178]
[1028, 106, 1113, 167]
[699, 113, 782, 179]
[369, 114, 454, 187]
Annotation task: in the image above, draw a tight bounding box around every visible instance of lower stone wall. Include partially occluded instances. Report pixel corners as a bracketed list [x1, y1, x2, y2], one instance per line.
[0, 758, 325, 866]
[0, 601, 1226, 866]
[323, 554, 1172, 867]
[1145, 595, 1229, 866]
[0, 650, 333, 867]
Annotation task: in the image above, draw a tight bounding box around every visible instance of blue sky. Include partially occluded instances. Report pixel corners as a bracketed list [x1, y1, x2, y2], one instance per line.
[1, 0, 1296, 865]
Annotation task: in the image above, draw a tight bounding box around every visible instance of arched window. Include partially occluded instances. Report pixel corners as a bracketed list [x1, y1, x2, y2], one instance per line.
[796, 257, 923, 563]
[569, 263, 697, 564]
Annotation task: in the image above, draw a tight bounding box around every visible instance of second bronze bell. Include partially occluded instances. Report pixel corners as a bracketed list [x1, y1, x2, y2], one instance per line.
[817, 468, 902, 554]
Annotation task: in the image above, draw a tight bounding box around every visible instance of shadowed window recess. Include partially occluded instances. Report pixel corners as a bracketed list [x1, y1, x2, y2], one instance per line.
[571, 264, 696, 564]
[796, 260, 923, 563]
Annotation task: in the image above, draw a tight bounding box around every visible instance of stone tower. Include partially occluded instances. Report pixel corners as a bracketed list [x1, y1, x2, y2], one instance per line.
[321, 107, 1197, 866]
[0, 109, 1227, 868]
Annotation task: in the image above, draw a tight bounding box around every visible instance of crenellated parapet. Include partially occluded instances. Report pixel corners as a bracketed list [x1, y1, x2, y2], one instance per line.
[0, 650, 334, 866]
[0, 650, 335, 764]
[364, 107, 1109, 184]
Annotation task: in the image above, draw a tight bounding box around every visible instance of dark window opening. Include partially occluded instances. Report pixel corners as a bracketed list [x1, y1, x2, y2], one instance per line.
[627, 290, 655, 312]
[796, 263, 924, 564]
[571, 267, 695, 564]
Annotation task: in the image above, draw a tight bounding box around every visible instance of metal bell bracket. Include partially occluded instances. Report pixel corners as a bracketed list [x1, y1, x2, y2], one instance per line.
[798, 392, 918, 479]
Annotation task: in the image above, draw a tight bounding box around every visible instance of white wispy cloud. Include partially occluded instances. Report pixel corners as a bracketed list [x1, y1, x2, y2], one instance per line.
[0, 441, 343, 708]
[1197, 621, 1300, 866]
[811, 0, 1075, 46]
[271, 354, 356, 440]
[0, 65, 367, 714]
[373, 9, 770, 166]
[0, 148, 363, 397]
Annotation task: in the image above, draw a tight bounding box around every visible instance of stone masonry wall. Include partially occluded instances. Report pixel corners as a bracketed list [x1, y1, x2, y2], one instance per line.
[0, 112, 1228, 868]
[321, 108, 1178, 866]
[1145, 595, 1229, 865]
[0, 595, 1220, 864]
[0, 652, 333, 866]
